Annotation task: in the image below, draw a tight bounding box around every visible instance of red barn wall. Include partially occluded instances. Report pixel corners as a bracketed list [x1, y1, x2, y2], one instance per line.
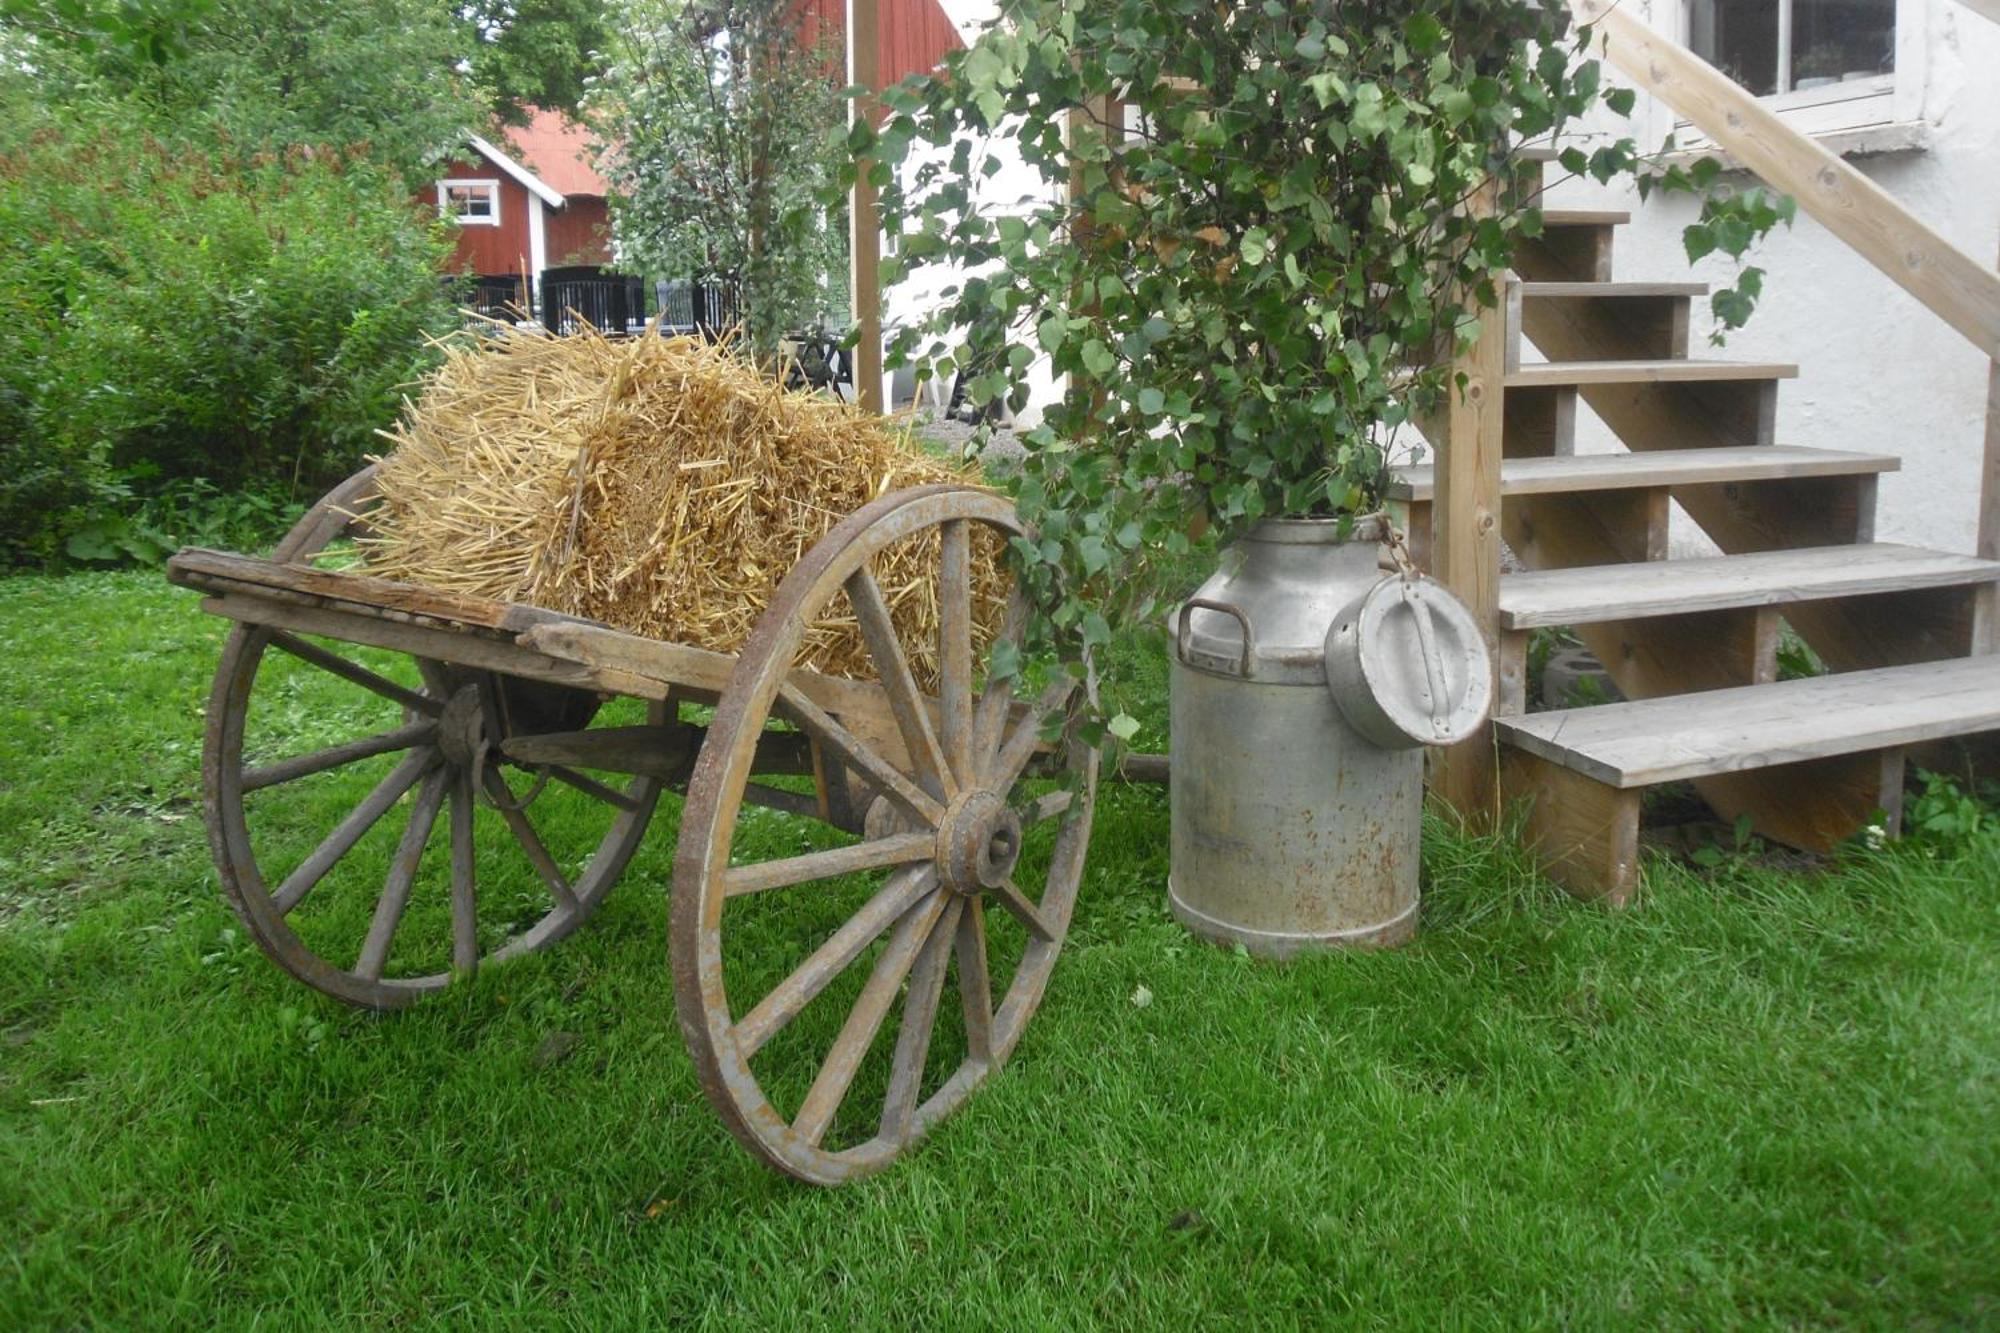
[427, 156, 535, 278]
[794, 0, 962, 92]
[546, 197, 612, 266]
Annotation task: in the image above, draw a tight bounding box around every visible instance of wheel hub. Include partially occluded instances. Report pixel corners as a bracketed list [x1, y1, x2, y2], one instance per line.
[436, 684, 487, 768]
[936, 788, 1023, 896]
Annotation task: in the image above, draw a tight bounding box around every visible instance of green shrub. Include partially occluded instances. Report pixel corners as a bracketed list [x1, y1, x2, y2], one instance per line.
[0, 111, 458, 565]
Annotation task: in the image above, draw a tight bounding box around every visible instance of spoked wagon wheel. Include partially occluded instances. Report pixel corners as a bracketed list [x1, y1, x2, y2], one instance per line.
[673, 485, 1098, 1184]
[203, 468, 664, 1010]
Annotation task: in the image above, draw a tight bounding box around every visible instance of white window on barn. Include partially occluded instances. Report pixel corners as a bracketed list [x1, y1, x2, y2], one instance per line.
[438, 179, 502, 226]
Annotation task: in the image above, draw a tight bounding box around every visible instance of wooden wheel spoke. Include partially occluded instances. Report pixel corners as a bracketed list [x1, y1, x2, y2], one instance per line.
[954, 897, 994, 1066]
[542, 764, 641, 812]
[971, 592, 1028, 764]
[881, 896, 963, 1141]
[734, 866, 936, 1058]
[1020, 789, 1074, 829]
[986, 876, 1056, 942]
[244, 721, 438, 792]
[777, 683, 944, 829]
[448, 769, 478, 974]
[793, 891, 951, 1147]
[724, 830, 934, 898]
[983, 676, 1077, 791]
[845, 565, 954, 800]
[269, 631, 441, 716]
[480, 769, 579, 916]
[937, 519, 976, 786]
[272, 748, 438, 914]
[356, 767, 449, 980]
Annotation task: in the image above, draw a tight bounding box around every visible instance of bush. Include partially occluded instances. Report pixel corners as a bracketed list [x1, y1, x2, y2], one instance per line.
[0, 110, 459, 565]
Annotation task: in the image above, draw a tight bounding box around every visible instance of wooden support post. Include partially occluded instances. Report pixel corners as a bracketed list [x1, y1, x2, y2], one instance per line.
[1431, 179, 1507, 829]
[846, 0, 883, 415]
[1980, 236, 2000, 570]
[1500, 749, 1641, 905]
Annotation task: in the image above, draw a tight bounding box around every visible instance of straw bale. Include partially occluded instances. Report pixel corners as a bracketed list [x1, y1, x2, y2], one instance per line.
[356, 325, 1007, 685]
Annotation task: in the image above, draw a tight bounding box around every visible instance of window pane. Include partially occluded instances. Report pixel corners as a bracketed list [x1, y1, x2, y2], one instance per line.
[1691, 0, 1780, 96]
[444, 186, 493, 220]
[1791, 0, 1894, 87]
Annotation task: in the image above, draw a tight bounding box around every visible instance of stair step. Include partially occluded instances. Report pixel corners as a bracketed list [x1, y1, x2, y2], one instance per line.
[1499, 544, 2000, 630]
[1539, 209, 1631, 228]
[1499, 656, 2000, 788]
[1517, 280, 1707, 298]
[1388, 445, 1897, 503]
[1506, 359, 1798, 387]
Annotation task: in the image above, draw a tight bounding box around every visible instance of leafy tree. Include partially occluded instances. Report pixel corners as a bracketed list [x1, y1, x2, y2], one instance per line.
[0, 78, 460, 565]
[2, 0, 483, 180]
[593, 0, 847, 359]
[859, 0, 1788, 737]
[466, 0, 614, 123]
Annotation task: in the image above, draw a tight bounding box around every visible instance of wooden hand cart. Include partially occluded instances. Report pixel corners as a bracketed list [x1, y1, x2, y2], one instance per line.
[166, 469, 1097, 1185]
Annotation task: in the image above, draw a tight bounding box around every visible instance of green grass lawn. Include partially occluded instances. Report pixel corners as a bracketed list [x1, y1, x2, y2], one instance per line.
[2, 569, 1997, 1326]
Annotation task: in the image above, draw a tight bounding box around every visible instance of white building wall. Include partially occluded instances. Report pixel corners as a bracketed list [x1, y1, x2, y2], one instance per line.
[1541, 0, 2000, 552]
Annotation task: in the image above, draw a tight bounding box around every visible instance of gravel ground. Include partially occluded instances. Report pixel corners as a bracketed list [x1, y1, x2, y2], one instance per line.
[909, 411, 1024, 472]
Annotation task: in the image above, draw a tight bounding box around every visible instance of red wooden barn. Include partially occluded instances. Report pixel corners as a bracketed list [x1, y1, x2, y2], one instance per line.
[427, 108, 613, 291]
[426, 0, 963, 296]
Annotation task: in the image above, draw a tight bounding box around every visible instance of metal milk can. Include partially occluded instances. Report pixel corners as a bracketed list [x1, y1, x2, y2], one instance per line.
[1168, 517, 1491, 957]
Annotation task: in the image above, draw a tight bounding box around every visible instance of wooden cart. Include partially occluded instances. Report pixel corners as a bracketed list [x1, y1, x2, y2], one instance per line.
[166, 469, 1097, 1185]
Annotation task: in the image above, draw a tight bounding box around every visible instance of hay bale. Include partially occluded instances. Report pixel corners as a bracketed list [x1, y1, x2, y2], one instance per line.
[355, 325, 1006, 684]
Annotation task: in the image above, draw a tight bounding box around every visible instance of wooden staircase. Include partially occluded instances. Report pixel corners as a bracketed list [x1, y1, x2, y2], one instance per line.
[1395, 196, 2000, 903]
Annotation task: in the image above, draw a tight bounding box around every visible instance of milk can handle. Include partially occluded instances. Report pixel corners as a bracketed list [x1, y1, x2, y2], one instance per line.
[1176, 598, 1255, 679]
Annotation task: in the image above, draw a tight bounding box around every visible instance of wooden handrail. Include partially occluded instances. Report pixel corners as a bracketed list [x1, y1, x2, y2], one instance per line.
[1570, 0, 2000, 363]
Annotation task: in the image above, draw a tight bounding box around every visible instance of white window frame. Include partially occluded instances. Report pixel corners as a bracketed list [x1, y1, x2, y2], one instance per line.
[437, 178, 503, 227]
[1675, 0, 1926, 138]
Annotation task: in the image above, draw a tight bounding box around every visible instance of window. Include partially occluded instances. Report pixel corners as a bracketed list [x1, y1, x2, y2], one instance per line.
[1689, 0, 1894, 101]
[1674, 0, 1924, 141]
[437, 179, 501, 226]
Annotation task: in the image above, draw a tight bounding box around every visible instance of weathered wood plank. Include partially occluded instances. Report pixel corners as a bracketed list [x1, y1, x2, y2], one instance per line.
[1505, 359, 1796, 387]
[1499, 656, 2000, 788]
[1390, 445, 1897, 502]
[1498, 543, 2000, 629]
[1515, 281, 1707, 298]
[169, 548, 574, 635]
[517, 621, 906, 736]
[201, 594, 672, 702]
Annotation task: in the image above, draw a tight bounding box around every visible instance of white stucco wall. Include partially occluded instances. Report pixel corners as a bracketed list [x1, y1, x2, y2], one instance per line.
[882, 114, 1069, 427]
[1540, 0, 2000, 553]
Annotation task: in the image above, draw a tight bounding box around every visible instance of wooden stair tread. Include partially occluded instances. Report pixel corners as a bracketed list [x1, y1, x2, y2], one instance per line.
[1498, 656, 2000, 788]
[1538, 208, 1631, 227]
[1506, 359, 1798, 386]
[1388, 445, 1897, 502]
[1499, 543, 2000, 629]
[1516, 280, 1707, 297]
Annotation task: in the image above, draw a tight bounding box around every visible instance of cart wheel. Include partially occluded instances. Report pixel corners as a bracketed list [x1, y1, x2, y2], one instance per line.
[673, 485, 1098, 1184]
[203, 468, 664, 1010]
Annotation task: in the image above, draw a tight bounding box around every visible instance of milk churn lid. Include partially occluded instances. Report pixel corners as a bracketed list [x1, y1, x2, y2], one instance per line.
[1322, 574, 1494, 749]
